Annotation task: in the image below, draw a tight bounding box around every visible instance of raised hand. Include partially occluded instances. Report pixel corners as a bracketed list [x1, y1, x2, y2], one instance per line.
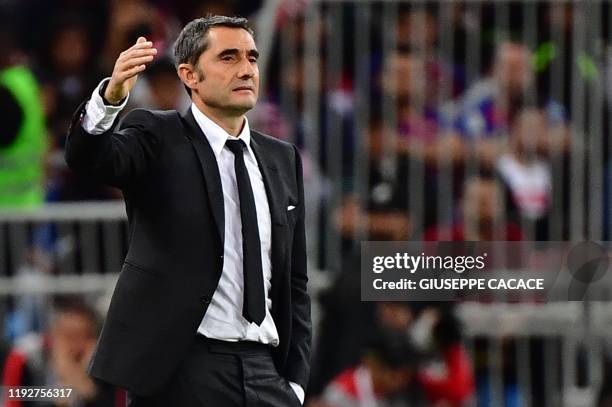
[104, 36, 157, 104]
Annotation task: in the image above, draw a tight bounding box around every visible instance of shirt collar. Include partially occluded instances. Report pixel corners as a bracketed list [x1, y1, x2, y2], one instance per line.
[190, 103, 251, 157]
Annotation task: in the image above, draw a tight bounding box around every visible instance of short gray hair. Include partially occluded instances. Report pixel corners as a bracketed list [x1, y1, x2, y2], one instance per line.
[173, 15, 254, 94]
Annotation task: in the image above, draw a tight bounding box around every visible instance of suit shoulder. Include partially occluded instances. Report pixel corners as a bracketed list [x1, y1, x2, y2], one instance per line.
[148, 109, 181, 121]
[122, 108, 178, 122]
[251, 129, 296, 154]
[120, 108, 180, 131]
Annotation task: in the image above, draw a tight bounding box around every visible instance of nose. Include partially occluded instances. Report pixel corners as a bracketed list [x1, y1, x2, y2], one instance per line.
[237, 57, 256, 79]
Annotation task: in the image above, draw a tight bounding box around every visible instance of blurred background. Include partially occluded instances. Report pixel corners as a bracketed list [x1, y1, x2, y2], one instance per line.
[0, 0, 611, 406]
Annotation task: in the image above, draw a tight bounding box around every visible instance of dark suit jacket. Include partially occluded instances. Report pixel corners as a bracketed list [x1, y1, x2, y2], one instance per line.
[65, 102, 312, 396]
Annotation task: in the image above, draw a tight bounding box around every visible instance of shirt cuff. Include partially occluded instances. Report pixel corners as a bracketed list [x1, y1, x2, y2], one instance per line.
[82, 78, 129, 135]
[288, 381, 304, 404]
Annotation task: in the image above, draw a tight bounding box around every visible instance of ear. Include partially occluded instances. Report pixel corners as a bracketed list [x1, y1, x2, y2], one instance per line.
[177, 63, 199, 93]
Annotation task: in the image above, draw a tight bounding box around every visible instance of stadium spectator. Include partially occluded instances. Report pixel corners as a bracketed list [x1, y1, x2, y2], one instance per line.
[319, 331, 423, 407]
[0, 16, 47, 208]
[36, 15, 117, 202]
[307, 253, 375, 401]
[372, 46, 466, 228]
[275, 48, 353, 174]
[395, 4, 466, 99]
[454, 41, 566, 169]
[1, 297, 122, 407]
[378, 47, 465, 167]
[417, 308, 474, 406]
[495, 107, 552, 240]
[334, 114, 412, 245]
[37, 15, 102, 145]
[423, 175, 523, 241]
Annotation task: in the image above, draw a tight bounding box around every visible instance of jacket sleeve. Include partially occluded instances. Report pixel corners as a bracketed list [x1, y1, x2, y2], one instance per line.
[65, 101, 161, 188]
[284, 145, 312, 390]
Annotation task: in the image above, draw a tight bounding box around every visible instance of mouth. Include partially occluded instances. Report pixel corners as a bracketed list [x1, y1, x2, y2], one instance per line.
[233, 86, 254, 92]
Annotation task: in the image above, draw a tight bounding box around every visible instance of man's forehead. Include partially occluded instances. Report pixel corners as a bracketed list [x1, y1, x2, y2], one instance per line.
[206, 26, 256, 50]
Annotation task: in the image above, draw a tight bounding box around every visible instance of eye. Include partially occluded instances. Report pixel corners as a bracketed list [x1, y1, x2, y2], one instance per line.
[249, 58, 258, 63]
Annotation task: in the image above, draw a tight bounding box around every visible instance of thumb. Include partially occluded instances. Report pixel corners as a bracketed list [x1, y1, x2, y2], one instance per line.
[136, 36, 147, 44]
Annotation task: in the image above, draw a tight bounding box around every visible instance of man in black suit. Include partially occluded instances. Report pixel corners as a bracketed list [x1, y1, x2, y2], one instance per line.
[65, 15, 311, 406]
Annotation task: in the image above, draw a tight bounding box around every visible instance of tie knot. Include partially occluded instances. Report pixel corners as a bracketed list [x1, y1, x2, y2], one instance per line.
[226, 139, 246, 155]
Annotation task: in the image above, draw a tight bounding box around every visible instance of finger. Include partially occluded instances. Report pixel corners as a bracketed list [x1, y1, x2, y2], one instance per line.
[118, 64, 146, 81]
[136, 36, 147, 44]
[119, 55, 155, 71]
[118, 46, 155, 63]
[121, 40, 154, 56]
[120, 50, 156, 65]
[120, 48, 157, 60]
[130, 41, 155, 51]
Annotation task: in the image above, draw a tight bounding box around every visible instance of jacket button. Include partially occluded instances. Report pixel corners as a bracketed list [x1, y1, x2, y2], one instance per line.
[200, 295, 211, 304]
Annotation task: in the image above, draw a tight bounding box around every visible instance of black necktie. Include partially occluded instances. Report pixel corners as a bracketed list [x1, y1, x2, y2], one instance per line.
[225, 139, 266, 325]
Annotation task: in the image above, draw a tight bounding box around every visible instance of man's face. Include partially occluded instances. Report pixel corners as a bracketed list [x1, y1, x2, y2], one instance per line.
[494, 43, 533, 93]
[51, 312, 96, 361]
[192, 26, 259, 115]
[462, 179, 502, 234]
[513, 109, 546, 151]
[382, 53, 427, 103]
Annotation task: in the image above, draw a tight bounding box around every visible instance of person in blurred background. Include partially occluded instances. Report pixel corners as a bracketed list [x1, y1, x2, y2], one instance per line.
[423, 175, 523, 241]
[395, 3, 466, 100]
[2, 297, 120, 407]
[416, 307, 474, 407]
[495, 106, 552, 240]
[307, 253, 375, 403]
[0, 13, 53, 343]
[375, 46, 466, 229]
[39, 13, 119, 202]
[275, 47, 353, 177]
[334, 111, 412, 250]
[454, 41, 567, 169]
[332, 123, 412, 274]
[319, 332, 422, 407]
[0, 15, 46, 208]
[378, 46, 464, 168]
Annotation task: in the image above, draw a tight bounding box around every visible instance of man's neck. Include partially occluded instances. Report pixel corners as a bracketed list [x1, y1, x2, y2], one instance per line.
[193, 99, 246, 137]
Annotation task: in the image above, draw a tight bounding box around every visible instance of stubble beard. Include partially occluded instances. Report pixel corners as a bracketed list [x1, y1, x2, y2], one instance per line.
[195, 65, 257, 115]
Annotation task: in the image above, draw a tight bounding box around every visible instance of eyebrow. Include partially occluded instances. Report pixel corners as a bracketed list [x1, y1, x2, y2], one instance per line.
[218, 48, 260, 59]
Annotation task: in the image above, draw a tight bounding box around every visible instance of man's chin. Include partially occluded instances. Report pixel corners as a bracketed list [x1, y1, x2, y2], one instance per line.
[229, 99, 257, 113]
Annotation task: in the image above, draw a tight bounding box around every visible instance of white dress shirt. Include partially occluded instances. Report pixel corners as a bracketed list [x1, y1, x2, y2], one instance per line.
[189, 104, 279, 345]
[82, 79, 304, 403]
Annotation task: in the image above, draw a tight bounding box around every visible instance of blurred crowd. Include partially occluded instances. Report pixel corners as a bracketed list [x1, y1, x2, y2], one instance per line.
[1, 0, 611, 406]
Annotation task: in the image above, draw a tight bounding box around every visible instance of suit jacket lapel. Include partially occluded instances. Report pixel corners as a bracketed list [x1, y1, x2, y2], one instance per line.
[181, 109, 225, 245]
[249, 133, 285, 227]
[250, 132, 287, 289]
